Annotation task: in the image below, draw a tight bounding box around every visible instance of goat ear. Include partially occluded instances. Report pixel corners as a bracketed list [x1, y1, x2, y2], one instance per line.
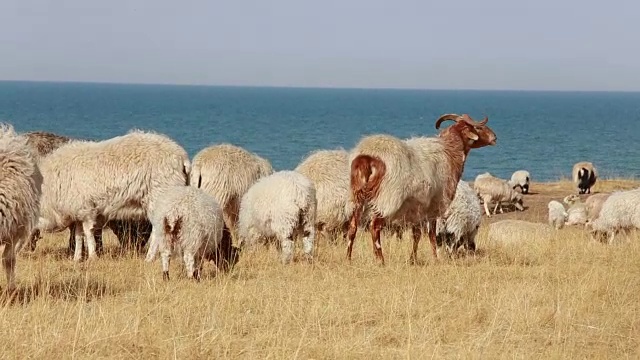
[463, 128, 479, 141]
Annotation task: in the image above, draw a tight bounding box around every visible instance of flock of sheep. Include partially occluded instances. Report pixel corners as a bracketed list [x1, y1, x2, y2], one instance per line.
[0, 114, 637, 291]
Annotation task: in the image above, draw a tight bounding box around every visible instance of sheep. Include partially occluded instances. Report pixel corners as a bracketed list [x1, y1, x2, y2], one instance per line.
[572, 161, 597, 194]
[509, 170, 531, 194]
[23, 130, 151, 254]
[563, 194, 588, 226]
[585, 193, 611, 222]
[190, 143, 273, 240]
[434, 180, 482, 254]
[294, 148, 354, 243]
[487, 219, 554, 245]
[37, 129, 190, 261]
[586, 188, 640, 244]
[237, 171, 317, 265]
[548, 200, 568, 230]
[473, 174, 525, 217]
[0, 123, 42, 291]
[145, 186, 240, 280]
[347, 113, 497, 265]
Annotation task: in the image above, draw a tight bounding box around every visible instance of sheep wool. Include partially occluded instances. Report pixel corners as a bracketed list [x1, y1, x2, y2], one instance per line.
[238, 170, 317, 265]
[547, 200, 567, 230]
[435, 180, 482, 253]
[587, 188, 640, 244]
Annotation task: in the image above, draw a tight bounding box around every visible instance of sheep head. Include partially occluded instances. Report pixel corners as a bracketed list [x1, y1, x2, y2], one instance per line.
[435, 114, 497, 150]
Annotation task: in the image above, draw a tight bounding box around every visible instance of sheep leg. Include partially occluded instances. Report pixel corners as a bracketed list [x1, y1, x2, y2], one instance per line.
[301, 219, 315, 263]
[280, 236, 295, 265]
[2, 242, 17, 292]
[409, 224, 421, 265]
[492, 201, 500, 214]
[145, 227, 160, 262]
[160, 235, 171, 281]
[369, 216, 385, 265]
[427, 219, 438, 259]
[346, 205, 363, 261]
[94, 227, 104, 256]
[83, 219, 98, 260]
[73, 222, 85, 262]
[483, 200, 492, 217]
[183, 252, 199, 280]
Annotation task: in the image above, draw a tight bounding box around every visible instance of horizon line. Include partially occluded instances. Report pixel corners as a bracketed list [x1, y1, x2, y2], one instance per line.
[1, 79, 639, 94]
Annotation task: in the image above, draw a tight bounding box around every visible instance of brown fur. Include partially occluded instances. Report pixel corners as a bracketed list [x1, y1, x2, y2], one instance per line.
[163, 217, 183, 248]
[350, 154, 386, 205]
[24, 131, 72, 157]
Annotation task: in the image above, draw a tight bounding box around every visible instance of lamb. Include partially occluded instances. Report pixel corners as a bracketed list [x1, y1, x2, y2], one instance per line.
[190, 143, 273, 240]
[145, 185, 240, 280]
[347, 113, 497, 265]
[37, 129, 190, 261]
[547, 200, 568, 230]
[0, 123, 42, 291]
[563, 194, 588, 226]
[585, 193, 611, 222]
[237, 171, 317, 265]
[509, 170, 531, 194]
[572, 161, 597, 194]
[294, 148, 354, 243]
[586, 188, 640, 244]
[473, 174, 525, 216]
[435, 180, 482, 254]
[23, 130, 151, 254]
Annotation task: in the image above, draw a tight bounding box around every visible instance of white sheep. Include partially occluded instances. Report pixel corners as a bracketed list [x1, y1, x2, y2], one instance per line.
[294, 148, 354, 242]
[473, 174, 525, 216]
[548, 200, 568, 230]
[347, 114, 497, 264]
[237, 171, 317, 265]
[563, 194, 588, 226]
[509, 170, 531, 194]
[190, 143, 273, 240]
[145, 185, 239, 280]
[586, 188, 640, 244]
[435, 180, 482, 254]
[37, 129, 190, 261]
[585, 193, 611, 222]
[0, 123, 42, 291]
[572, 161, 597, 194]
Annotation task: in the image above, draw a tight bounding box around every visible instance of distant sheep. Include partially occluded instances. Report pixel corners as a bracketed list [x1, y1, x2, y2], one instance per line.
[435, 180, 482, 254]
[586, 188, 640, 244]
[473, 173, 525, 216]
[37, 129, 190, 261]
[488, 219, 554, 245]
[585, 193, 611, 222]
[295, 149, 354, 242]
[145, 185, 239, 280]
[347, 114, 497, 265]
[509, 170, 531, 194]
[572, 161, 597, 194]
[190, 144, 273, 240]
[0, 124, 42, 291]
[547, 200, 568, 230]
[237, 171, 316, 264]
[563, 194, 588, 226]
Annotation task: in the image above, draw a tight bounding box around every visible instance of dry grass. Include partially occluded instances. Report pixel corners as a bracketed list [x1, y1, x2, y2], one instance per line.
[1, 180, 640, 359]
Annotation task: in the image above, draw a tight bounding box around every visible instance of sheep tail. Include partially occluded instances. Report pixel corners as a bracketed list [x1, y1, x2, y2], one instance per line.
[163, 216, 183, 251]
[350, 154, 386, 206]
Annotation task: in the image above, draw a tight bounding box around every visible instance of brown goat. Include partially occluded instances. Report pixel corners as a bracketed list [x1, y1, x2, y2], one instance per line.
[347, 114, 497, 265]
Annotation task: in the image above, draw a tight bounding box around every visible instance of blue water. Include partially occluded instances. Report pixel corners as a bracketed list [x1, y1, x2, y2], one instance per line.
[2, 81, 639, 181]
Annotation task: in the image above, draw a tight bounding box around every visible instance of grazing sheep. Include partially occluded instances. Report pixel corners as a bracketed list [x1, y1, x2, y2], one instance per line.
[347, 113, 497, 265]
[37, 129, 190, 261]
[435, 180, 482, 254]
[509, 170, 531, 194]
[23, 130, 151, 254]
[572, 161, 597, 194]
[487, 219, 554, 245]
[473, 174, 525, 216]
[145, 186, 239, 280]
[563, 194, 588, 226]
[585, 193, 611, 222]
[548, 200, 568, 230]
[237, 171, 317, 265]
[0, 124, 42, 291]
[586, 188, 640, 244]
[190, 144, 273, 240]
[294, 149, 354, 243]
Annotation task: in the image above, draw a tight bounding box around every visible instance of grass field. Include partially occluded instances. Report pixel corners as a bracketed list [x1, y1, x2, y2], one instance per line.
[1, 179, 639, 359]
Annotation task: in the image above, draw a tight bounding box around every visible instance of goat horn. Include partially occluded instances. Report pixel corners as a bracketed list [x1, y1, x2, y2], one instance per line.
[480, 115, 488, 125]
[435, 113, 461, 129]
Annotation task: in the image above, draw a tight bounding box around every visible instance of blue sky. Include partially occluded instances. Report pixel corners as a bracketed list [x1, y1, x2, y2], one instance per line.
[1, 0, 638, 91]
